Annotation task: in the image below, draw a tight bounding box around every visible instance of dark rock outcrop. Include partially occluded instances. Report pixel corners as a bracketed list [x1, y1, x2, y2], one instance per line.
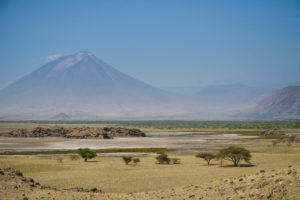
[260, 130, 286, 136]
[4, 127, 68, 137]
[2, 127, 145, 139]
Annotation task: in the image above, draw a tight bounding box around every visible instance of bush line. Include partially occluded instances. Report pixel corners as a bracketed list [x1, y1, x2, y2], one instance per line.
[0, 148, 175, 156]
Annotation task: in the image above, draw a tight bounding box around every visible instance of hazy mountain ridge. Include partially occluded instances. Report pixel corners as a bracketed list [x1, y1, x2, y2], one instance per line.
[162, 84, 274, 106]
[0, 52, 299, 120]
[193, 84, 269, 105]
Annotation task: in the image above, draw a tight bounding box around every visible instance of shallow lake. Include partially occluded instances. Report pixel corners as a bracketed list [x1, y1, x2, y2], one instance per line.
[0, 132, 256, 154]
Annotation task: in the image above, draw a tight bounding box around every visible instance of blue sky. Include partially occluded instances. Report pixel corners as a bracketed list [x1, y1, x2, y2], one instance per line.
[0, 0, 299, 89]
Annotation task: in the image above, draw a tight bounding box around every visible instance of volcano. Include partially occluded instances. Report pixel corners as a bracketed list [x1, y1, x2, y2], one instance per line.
[0, 52, 189, 119]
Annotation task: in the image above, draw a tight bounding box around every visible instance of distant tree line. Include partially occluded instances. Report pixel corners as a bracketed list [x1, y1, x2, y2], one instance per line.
[3, 120, 300, 129]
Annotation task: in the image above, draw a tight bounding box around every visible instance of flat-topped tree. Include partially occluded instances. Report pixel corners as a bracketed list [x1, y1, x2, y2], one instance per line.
[78, 148, 97, 162]
[196, 153, 215, 165]
[217, 146, 251, 166]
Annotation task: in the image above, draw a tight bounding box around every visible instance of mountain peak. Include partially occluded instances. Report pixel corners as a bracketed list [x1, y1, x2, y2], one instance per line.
[52, 51, 96, 71]
[74, 51, 94, 57]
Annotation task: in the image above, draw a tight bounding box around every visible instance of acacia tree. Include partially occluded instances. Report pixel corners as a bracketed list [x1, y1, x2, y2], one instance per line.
[196, 153, 215, 165]
[122, 156, 132, 165]
[217, 146, 251, 166]
[155, 153, 170, 164]
[133, 158, 140, 166]
[78, 148, 97, 162]
[283, 135, 299, 148]
[272, 135, 299, 149]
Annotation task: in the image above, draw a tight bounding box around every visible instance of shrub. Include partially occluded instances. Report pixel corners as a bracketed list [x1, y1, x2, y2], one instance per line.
[69, 155, 79, 160]
[78, 148, 97, 162]
[284, 135, 299, 148]
[272, 140, 278, 148]
[15, 170, 23, 177]
[217, 146, 251, 166]
[171, 158, 180, 164]
[156, 153, 170, 164]
[272, 135, 299, 149]
[56, 157, 63, 163]
[122, 156, 132, 165]
[133, 158, 140, 165]
[196, 153, 215, 165]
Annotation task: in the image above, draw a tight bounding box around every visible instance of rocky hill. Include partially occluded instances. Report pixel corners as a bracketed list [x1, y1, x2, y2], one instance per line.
[50, 112, 71, 120]
[0, 168, 103, 200]
[1, 166, 299, 199]
[1, 127, 145, 139]
[245, 86, 300, 119]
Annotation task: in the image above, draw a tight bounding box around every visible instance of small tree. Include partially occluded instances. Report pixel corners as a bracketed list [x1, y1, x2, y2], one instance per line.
[196, 153, 215, 165]
[56, 157, 63, 164]
[171, 158, 180, 164]
[272, 140, 278, 149]
[122, 156, 132, 165]
[133, 158, 140, 166]
[70, 155, 79, 160]
[155, 153, 170, 164]
[217, 146, 251, 167]
[286, 135, 297, 148]
[78, 148, 97, 162]
[274, 135, 299, 149]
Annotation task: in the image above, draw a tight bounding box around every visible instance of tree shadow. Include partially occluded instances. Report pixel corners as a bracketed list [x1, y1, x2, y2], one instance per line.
[221, 163, 256, 168]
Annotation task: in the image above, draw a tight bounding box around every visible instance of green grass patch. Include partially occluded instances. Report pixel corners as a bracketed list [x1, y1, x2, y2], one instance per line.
[224, 131, 261, 136]
[0, 148, 175, 156]
[258, 135, 289, 140]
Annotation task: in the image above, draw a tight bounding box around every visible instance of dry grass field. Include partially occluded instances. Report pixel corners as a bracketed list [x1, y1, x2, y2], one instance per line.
[1, 166, 299, 200]
[1, 151, 300, 193]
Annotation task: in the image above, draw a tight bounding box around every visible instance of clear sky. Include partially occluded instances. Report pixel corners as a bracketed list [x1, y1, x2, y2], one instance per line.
[0, 0, 299, 89]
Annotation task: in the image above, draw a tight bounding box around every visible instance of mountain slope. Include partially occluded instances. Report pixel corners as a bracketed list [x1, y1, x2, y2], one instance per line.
[193, 84, 270, 105]
[0, 52, 190, 119]
[250, 86, 300, 119]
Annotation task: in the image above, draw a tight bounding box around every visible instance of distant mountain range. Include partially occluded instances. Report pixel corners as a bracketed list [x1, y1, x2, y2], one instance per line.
[0, 52, 299, 120]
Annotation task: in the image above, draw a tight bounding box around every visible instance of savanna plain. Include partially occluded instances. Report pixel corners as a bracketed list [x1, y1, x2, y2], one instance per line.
[1, 121, 300, 200]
